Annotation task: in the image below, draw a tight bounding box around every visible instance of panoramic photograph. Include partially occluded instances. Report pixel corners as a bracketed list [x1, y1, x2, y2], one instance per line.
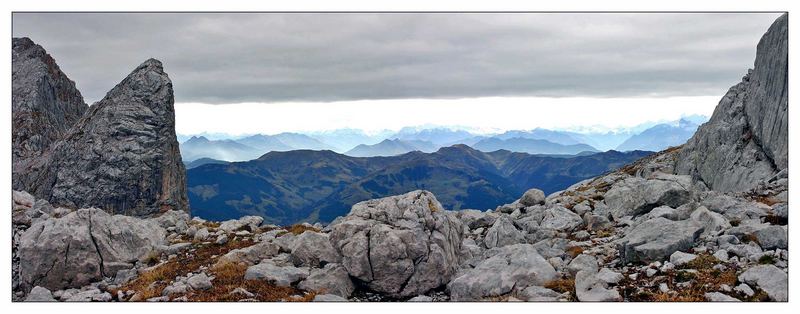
[7, 9, 790, 305]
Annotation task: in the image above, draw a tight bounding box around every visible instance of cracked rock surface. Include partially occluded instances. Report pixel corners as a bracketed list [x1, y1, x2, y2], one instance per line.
[329, 190, 463, 298]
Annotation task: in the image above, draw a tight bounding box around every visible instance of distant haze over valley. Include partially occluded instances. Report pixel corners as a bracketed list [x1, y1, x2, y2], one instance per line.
[179, 115, 708, 163]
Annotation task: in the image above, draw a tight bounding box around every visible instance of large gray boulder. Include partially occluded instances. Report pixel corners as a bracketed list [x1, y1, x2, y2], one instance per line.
[18, 208, 166, 292]
[447, 244, 557, 301]
[738, 265, 787, 301]
[484, 215, 525, 248]
[290, 231, 341, 267]
[539, 205, 583, 231]
[519, 188, 546, 206]
[329, 190, 463, 298]
[616, 217, 703, 264]
[575, 268, 622, 302]
[14, 58, 188, 217]
[675, 14, 787, 192]
[604, 176, 693, 219]
[11, 37, 87, 167]
[244, 261, 310, 287]
[219, 216, 263, 233]
[752, 225, 787, 250]
[297, 263, 355, 297]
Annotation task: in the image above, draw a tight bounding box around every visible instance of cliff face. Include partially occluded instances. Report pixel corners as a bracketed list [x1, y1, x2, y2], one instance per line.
[14, 58, 189, 216]
[675, 14, 788, 192]
[11, 37, 87, 165]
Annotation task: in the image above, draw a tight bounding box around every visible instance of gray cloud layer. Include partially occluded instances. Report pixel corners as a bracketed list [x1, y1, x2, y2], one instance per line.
[13, 13, 781, 104]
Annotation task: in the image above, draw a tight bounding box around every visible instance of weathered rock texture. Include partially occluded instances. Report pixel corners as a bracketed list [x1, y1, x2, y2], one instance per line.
[18, 208, 166, 292]
[14, 58, 188, 216]
[329, 190, 463, 298]
[11, 37, 87, 165]
[675, 14, 788, 192]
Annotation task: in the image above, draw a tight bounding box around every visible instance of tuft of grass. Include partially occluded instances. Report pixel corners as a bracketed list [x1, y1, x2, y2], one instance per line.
[651, 292, 705, 302]
[565, 246, 584, 259]
[596, 229, 614, 238]
[285, 224, 321, 235]
[428, 199, 439, 212]
[758, 255, 776, 265]
[544, 276, 576, 301]
[741, 233, 760, 245]
[763, 215, 788, 226]
[682, 253, 721, 270]
[675, 270, 696, 282]
[141, 250, 162, 266]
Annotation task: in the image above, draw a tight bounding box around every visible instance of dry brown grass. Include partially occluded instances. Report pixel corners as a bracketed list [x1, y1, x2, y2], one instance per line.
[623, 253, 739, 302]
[751, 195, 779, 207]
[682, 253, 720, 270]
[763, 214, 788, 226]
[596, 229, 614, 238]
[112, 238, 256, 301]
[544, 276, 576, 301]
[188, 261, 314, 301]
[565, 246, 584, 258]
[286, 224, 321, 235]
[428, 199, 440, 212]
[741, 233, 760, 245]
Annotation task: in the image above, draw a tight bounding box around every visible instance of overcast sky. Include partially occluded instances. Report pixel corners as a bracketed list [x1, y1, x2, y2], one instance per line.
[12, 13, 782, 134]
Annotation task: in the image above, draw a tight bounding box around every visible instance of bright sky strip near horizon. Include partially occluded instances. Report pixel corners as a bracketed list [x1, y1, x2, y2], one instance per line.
[12, 13, 781, 135]
[174, 96, 719, 136]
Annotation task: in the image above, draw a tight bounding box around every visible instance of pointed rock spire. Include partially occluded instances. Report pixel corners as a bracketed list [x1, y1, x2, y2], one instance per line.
[15, 57, 188, 216]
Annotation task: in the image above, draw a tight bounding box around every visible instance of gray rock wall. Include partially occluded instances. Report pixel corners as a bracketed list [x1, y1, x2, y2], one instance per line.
[11, 37, 87, 166]
[675, 14, 788, 192]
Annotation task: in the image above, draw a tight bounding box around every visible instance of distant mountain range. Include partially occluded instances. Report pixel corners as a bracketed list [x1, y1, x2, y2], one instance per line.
[616, 119, 701, 152]
[184, 157, 229, 169]
[186, 145, 652, 224]
[180, 132, 338, 162]
[178, 116, 707, 162]
[180, 136, 265, 162]
[345, 138, 437, 157]
[472, 137, 599, 155]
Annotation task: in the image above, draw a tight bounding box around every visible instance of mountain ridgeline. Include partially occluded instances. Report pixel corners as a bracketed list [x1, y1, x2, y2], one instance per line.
[186, 145, 651, 224]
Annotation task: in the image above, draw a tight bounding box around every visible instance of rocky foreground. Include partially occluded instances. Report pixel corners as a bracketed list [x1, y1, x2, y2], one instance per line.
[11, 150, 788, 302]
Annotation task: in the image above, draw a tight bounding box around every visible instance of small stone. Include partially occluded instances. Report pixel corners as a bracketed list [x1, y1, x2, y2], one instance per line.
[230, 287, 255, 298]
[734, 284, 754, 297]
[215, 234, 228, 245]
[704, 292, 740, 302]
[573, 230, 590, 240]
[25, 286, 56, 302]
[194, 228, 210, 241]
[313, 294, 347, 302]
[669, 251, 698, 266]
[408, 295, 434, 302]
[713, 249, 729, 262]
[645, 268, 658, 277]
[187, 273, 213, 291]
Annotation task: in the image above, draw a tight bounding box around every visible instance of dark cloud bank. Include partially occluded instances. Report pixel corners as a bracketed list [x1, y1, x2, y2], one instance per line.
[13, 13, 781, 104]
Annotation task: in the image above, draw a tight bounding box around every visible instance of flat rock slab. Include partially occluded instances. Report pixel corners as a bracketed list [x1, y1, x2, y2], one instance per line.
[738, 265, 787, 301]
[616, 217, 702, 264]
[447, 244, 557, 301]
